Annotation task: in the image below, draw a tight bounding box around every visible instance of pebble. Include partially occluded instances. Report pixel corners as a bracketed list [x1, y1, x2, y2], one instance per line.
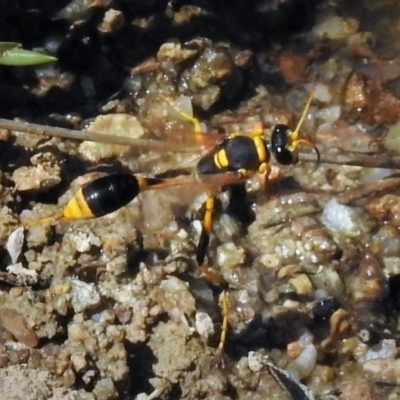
[358, 339, 397, 364]
[68, 323, 90, 341]
[0, 307, 38, 347]
[70, 279, 101, 313]
[6, 227, 24, 264]
[288, 274, 314, 296]
[194, 311, 214, 338]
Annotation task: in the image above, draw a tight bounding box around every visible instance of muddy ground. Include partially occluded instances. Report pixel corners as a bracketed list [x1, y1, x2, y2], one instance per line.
[1, 1, 400, 399]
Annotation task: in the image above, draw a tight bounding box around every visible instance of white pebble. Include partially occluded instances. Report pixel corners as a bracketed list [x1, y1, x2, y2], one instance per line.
[192, 219, 203, 235]
[6, 227, 25, 264]
[320, 199, 359, 236]
[359, 339, 397, 364]
[297, 331, 314, 348]
[76, 231, 100, 251]
[361, 168, 394, 184]
[216, 242, 245, 268]
[7, 262, 38, 280]
[70, 279, 101, 312]
[177, 228, 188, 239]
[312, 83, 332, 103]
[316, 105, 341, 123]
[160, 276, 188, 292]
[293, 343, 317, 377]
[195, 311, 214, 338]
[314, 289, 329, 300]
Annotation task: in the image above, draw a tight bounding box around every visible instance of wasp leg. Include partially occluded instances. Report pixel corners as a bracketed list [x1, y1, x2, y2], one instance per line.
[196, 194, 213, 267]
[216, 289, 229, 359]
[196, 193, 230, 358]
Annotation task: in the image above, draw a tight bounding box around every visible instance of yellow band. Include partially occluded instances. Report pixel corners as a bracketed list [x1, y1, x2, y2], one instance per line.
[253, 136, 268, 164]
[62, 189, 94, 220]
[214, 149, 229, 169]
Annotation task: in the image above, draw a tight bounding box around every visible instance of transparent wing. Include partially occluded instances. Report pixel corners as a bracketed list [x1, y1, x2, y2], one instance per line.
[0, 117, 217, 153]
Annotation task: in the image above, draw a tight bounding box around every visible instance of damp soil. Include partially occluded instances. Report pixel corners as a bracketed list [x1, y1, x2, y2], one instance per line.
[1, 1, 400, 399]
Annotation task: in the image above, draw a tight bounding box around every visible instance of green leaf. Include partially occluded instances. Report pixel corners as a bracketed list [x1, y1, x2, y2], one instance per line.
[0, 42, 20, 53]
[0, 44, 57, 66]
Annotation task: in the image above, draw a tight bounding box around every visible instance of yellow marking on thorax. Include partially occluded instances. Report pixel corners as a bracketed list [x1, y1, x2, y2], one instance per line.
[214, 149, 229, 169]
[62, 189, 94, 220]
[253, 136, 269, 165]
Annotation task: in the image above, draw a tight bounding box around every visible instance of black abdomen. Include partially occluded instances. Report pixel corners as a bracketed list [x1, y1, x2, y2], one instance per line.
[82, 174, 140, 217]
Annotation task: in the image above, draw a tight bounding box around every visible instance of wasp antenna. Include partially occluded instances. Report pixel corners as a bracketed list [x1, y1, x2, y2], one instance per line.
[313, 142, 321, 170]
[291, 91, 314, 141]
[289, 90, 320, 169]
[292, 138, 320, 169]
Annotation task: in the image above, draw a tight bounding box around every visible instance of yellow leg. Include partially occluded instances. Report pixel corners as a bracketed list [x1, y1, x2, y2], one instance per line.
[216, 290, 229, 359]
[196, 193, 230, 358]
[196, 194, 215, 267]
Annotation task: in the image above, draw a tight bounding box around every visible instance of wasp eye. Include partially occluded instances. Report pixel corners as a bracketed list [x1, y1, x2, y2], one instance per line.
[271, 125, 289, 147]
[274, 146, 296, 165]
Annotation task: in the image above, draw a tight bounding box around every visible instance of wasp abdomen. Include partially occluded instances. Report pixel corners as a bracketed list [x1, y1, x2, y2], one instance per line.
[82, 173, 141, 218]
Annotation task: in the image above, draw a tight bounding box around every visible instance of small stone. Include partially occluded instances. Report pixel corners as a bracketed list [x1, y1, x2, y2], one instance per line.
[278, 52, 308, 84]
[11, 157, 61, 192]
[6, 227, 24, 263]
[79, 114, 145, 162]
[287, 341, 303, 359]
[216, 242, 245, 270]
[248, 351, 267, 372]
[51, 281, 72, 295]
[288, 274, 313, 296]
[70, 279, 101, 313]
[93, 378, 117, 400]
[195, 311, 214, 338]
[98, 9, 124, 34]
[0, 307, 38, 347]
[68, 323, 90, 341]
[5, 262, 38, 285]
[71, 353, 88, 372]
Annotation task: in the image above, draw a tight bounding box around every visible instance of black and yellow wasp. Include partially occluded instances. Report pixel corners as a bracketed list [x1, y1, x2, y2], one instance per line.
[0, 93, 319, 356]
